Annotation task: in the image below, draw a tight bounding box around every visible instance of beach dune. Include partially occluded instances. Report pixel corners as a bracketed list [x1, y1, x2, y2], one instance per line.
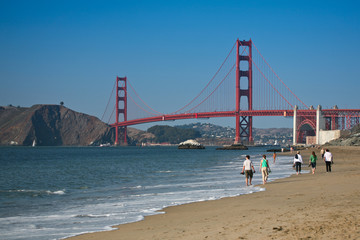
[68, 146, 360, 240]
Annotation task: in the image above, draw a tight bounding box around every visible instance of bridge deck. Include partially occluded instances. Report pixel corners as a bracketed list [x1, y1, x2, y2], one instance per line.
[111, 109, 360, 127]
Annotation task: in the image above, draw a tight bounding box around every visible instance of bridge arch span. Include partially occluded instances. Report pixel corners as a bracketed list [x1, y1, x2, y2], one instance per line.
[297, 118, 316, 144]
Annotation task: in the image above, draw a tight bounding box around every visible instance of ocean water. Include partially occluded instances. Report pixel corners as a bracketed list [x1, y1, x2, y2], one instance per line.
[0, 146, 294, 240]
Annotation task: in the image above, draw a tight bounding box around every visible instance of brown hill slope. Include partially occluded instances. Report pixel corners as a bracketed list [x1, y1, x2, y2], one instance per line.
[0, 105, 114, 146]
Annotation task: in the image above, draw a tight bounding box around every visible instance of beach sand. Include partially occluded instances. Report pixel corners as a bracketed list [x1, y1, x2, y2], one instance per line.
[68, 146, 360, 240]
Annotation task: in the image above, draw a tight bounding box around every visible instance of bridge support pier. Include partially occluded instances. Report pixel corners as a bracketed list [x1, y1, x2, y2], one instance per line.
[316, 105, 322, 145]
[293, 105, 297, 145]
[235, 39, 253, 144]
[115, 76, 128, 146]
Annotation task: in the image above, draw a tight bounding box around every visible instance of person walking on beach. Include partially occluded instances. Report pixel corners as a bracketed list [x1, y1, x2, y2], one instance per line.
[324, 149, 333, 172]
[309, 151, 317, 174]
[241, 155, 255, 186]
[293, 151, 303, 175]
[320, 148, 325, 159]
[260, 155, 270, 184]
[273, 152, 277, 163]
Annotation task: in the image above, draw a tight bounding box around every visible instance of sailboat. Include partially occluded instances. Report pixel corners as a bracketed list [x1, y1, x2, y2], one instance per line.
[32, 139, 36, 147]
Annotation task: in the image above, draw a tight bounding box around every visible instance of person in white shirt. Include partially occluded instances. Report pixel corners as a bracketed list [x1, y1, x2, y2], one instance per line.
[323, 149, 333, 172]
[293, 151, 303, 175]
[241, 155, 256, 186]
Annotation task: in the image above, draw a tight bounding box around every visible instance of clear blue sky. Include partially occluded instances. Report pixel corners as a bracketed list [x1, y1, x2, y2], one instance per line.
[1, 0, 359, 130]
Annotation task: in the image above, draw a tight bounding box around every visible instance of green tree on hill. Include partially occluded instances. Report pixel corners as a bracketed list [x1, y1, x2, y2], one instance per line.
[147, 125, 201, 144]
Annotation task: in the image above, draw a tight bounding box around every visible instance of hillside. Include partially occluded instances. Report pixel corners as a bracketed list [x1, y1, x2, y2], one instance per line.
[176, 122, 292, 145]
[147, 125, 201, 144]
[0, 105, 294, 146]
[0, 105, 115, 146]
[0, 105, 156, 146]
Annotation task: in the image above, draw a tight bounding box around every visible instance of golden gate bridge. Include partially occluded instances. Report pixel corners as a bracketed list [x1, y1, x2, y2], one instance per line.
[102, 39, 360, 145]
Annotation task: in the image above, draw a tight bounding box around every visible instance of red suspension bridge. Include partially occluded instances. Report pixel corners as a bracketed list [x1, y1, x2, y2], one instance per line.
[102, 39, 360, 145]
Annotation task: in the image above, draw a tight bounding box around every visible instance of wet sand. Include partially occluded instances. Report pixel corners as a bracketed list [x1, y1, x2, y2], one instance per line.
[68, 146, 360, 240]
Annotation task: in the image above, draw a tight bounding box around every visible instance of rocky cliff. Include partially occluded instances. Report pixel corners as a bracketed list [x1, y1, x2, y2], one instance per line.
[325, 124, 360, 146]
[0, 105, 115, 146]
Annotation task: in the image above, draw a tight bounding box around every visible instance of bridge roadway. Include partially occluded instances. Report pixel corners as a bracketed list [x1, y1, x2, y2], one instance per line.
[111, 109, 360, 127]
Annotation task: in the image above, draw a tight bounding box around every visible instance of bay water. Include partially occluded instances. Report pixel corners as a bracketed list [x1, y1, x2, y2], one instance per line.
[0, 146, 294, 240]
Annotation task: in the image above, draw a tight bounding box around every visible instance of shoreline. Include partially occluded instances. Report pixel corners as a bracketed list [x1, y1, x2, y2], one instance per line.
[67, 146, 360, 240]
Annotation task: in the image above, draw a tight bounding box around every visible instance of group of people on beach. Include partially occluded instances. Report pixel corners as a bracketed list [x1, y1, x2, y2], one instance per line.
[240, 154, 271, 186]
[292, 148, 333, 175]
[240, 148, 334, 186]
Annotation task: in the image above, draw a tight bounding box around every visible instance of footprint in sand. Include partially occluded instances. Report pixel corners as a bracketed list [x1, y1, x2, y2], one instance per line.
[273, 226, 283, 231]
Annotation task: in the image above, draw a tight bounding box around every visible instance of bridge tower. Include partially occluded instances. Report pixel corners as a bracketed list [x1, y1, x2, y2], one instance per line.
[115, 76, 128, 145]
[235, 39, 253, 144]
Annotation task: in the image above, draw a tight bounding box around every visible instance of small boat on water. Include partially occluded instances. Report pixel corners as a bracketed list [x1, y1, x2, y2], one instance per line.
[32, 139, 36, 147]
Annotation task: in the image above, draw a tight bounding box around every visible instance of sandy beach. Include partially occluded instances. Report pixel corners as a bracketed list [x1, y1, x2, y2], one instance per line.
[68, 146, 360, 240]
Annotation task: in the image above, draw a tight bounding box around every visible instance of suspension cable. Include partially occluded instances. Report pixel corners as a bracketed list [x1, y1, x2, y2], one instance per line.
[169, 41, 237, 114]
[239, 41, 294, 109]
[101, 80, 117, 122]
[126, 79, 164, 115]
[185, 63, 236, 113]
[252, 41, 309, 109]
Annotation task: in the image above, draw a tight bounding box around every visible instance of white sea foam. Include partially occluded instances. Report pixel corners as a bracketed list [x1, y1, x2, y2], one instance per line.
[47, 190, 66, 195]
[0, 148, 295, 240]
[3, 189, 66, 195]
[74, 214, 112, 218]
